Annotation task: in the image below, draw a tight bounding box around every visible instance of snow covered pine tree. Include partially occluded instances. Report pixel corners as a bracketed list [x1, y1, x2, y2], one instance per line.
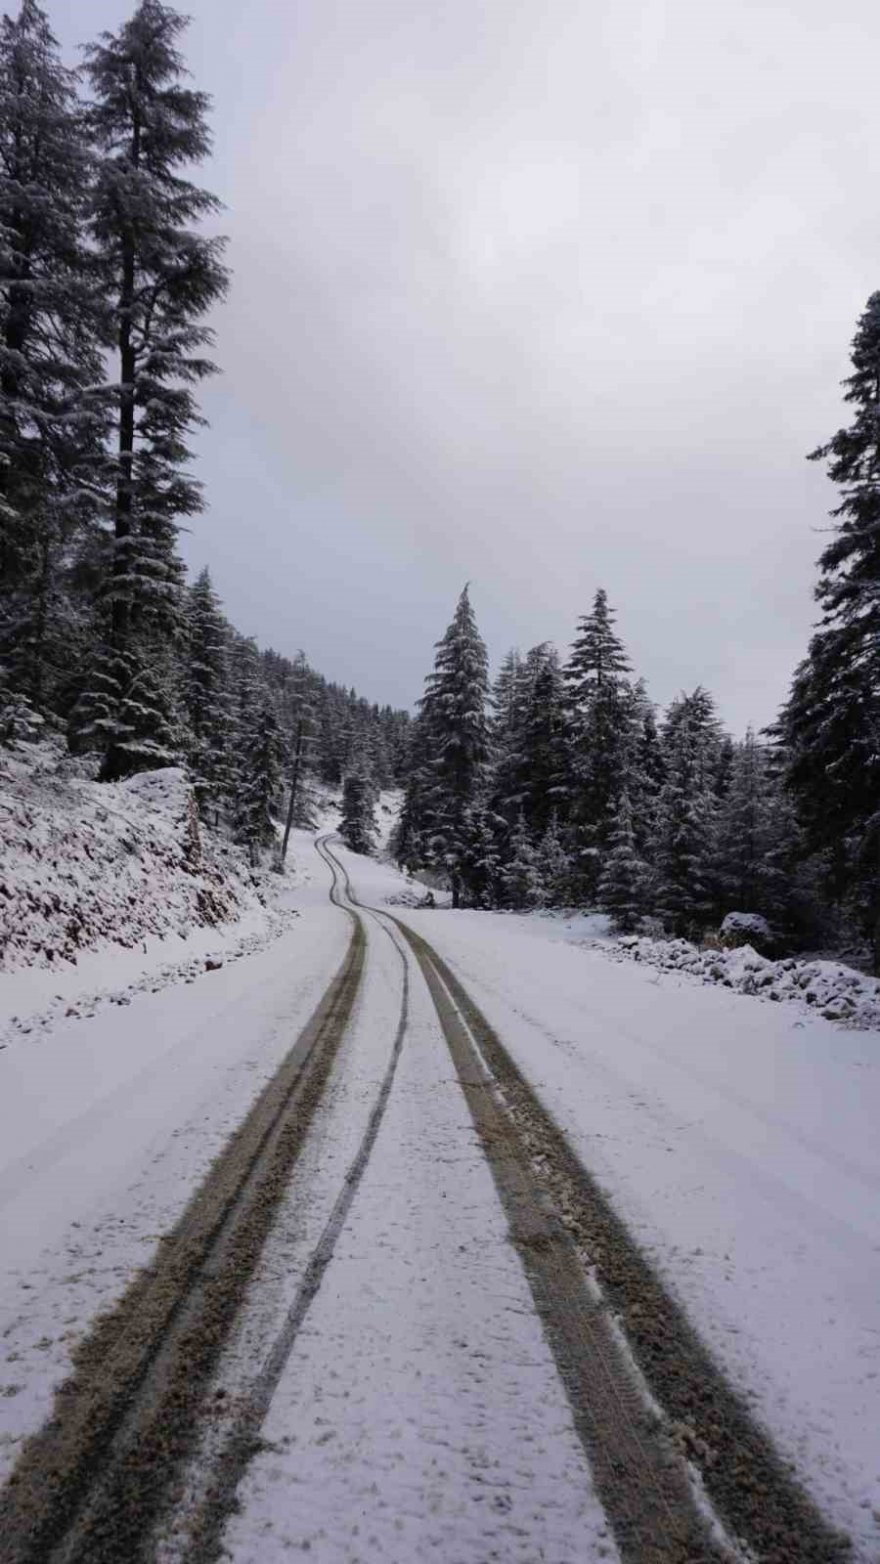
[339, 772, 378, 855]
[778, 292, 880, 971]
[416, 585, 491, 906]
[75, 0, 228, 781]
[0, 1, 105, 724]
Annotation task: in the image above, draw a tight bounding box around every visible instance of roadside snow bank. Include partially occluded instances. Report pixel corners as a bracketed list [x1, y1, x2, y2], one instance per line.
[591, 934, 880, 1030]
[0, 744, 266, 972]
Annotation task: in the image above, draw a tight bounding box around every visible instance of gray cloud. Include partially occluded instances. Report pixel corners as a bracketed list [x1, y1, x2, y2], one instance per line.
[55, 0, 880, 728]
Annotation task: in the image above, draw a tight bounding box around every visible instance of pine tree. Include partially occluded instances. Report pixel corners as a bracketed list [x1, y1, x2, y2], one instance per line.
[536, 814, 572, 906]
[500, 814, 545, 910]
[521, 645, 570, 836]
[391, 713, 431, 871]
[489, 648, 527, 822]
[458, 797, 504, 908]
[625, 679, 665, 852]
[80, 0, 228, 779]
[0, 1, 104, 715]
[183, 566, 231, 817]
[662, 686, 722, 792]
[339, 771, 377, 855]
[418, 585, 491, 906]
[565, 588, 634, 897]
[654, 689, 722, 936]
[107, 645, 180, 773]
[235, 700, 283, 864]
[712, 730, 797, 926]
[598, 791, 646, 932]
[274, 651, 318, 869]
[777, 292, 880, 968]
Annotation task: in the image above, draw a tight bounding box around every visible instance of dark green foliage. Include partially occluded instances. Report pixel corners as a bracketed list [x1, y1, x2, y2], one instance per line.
[339, 772, 377, 855]
[0, 1, 105, 712]
[184, 567, 231, 814]
[654, 689, 720, 935]
[78, 0, 229, 773]
[777, 291, 880, 966]
[500, 814, 545, 910]
[565, 589, 634, 896]
[598, 792, 646, 932]
[235, 700, 284, 862]
[714, 731, 801, 928]
[418, 585, 491, 905]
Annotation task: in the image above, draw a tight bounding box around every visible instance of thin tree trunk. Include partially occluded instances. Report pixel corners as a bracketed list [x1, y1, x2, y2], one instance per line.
[278, 720, 305, 871]
[28, 531, 51, 707]
[113, 231, 136, 653]
[112, 104, 141, 655]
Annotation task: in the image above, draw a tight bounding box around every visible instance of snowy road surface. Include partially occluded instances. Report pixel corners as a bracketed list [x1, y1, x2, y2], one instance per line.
[0, 831, 878, 1563]
[219, 894, 616, 1564]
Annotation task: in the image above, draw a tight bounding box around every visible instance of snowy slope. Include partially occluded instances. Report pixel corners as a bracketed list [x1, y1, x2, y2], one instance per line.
[0, 741, 266, 971]
[0, 829, 351, 1481]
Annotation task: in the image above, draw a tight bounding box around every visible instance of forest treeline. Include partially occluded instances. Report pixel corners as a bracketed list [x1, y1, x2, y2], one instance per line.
[392, 280, 880, 971]
[0, 0, 409, 850]
[1, 3, 877, 966]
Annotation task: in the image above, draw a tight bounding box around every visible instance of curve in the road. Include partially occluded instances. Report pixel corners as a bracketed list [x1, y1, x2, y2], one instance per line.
[179, 834, 412, 1564]
[321, 837, 851, 1564]
[0, 852, 368, 1564]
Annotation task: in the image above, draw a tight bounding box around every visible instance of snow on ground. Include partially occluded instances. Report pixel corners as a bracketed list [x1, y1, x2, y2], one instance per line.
[339, 845, 880, 1561]
[0, 746, 335, 1050]
[0, 742, 268, 973]
[221, 908, 617, 1564]
[0, 828, 350, 1480]
[594, 933, 880, 1030]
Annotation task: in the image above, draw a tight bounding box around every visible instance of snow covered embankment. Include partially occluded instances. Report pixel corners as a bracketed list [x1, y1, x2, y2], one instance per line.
[0, 747, 265, 972]
[590, 933, 880, 1030]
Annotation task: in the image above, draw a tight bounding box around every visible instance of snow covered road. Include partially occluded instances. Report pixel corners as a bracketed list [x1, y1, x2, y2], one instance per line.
[218, 883, 617, 1564]
[1, 832, 877, 1563]
[335, 851, 880, 1563]
[0, 854, 351, 1484]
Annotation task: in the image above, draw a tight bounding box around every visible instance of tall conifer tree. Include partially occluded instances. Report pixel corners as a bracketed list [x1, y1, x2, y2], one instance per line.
[80, 0, 228, 779]
[778, 293, 880, 968]
[184, 566, 230, 816]
[0, 1, 104, 714]
[418, 585, 490, 906]
[565, 588, 633, 895]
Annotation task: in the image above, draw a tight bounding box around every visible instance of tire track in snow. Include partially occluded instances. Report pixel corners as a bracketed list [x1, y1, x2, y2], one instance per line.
[0, 851, 365, 1564]
[386, 907, 852, 1564]
[176, 834, 411, 1564]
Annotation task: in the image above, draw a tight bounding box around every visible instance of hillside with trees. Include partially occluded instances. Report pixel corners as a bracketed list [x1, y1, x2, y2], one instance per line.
[394, 344, 879, 974]
[0, 1, 409, 851]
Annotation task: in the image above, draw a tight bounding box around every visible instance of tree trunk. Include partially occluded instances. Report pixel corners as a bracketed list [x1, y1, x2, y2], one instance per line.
[27, 531, 52, 707]
[112, 105, 141, 656]
[278, 720, 305, 871]
[113, 231, 136, 654]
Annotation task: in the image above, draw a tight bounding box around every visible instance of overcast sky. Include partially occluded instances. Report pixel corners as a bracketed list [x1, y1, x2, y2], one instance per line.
[52, 0, 880, 731]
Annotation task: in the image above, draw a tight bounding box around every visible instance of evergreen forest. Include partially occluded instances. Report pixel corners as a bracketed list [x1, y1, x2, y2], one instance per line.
[0, 0, 410, 854]
[0, 1, 877, 969]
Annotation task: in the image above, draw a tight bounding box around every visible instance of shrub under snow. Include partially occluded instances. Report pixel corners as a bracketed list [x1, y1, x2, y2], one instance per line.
[719, 911, 773, 945]
[587, 934, 880, 1030]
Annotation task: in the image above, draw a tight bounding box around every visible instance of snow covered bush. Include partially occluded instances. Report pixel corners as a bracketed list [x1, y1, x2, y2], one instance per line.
[719, 911, 775, 953]
[588, 932, 880, 1029]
